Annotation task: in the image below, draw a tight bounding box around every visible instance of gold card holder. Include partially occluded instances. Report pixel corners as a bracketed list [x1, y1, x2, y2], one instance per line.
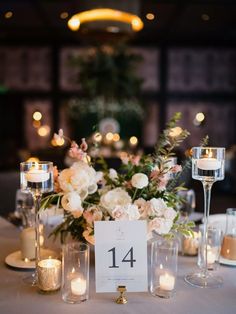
[116, 286, 128, 304]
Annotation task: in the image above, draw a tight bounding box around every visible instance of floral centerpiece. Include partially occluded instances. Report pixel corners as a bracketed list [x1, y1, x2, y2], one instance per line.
[42, 113, 195, 245]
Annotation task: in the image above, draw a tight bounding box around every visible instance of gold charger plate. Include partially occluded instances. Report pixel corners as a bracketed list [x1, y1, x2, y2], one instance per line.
[5, 251, 35, 269]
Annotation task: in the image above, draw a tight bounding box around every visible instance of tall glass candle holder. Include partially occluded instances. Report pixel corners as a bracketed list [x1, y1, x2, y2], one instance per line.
[20, 161, 54, 286]
[150, 239, 178, 298]
[185, 147, 225, 288]
[62, 242, 90, 304]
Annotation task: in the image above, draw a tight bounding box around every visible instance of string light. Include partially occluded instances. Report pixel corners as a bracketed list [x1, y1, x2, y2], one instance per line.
[60, 12, 69, 19]
[38, 125, 50, 137]
[5, 11, 13, 19]
[33, 111, 42, 121]
[196, 112, 205, 122]
[113, 133, 120, 142]
[93, 132, 102, 142]
[106, 132, 113, 141]
[146, 13, 155, 21]
[129, 136, 138, 146]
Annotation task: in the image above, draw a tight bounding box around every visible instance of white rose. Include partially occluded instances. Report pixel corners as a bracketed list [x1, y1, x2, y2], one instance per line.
[61, 192, 83, 218]
[71, 161, 98, 195]
[148, 198, 169, 216]
[126, 204, 140, 220]
[112, 204, 140, 221]
[58, 168, 75, 192]
[131, 173, 149, 189]
[134, 198, 150, 219]
[109, 168, 118, 180]
[148, 217, 173, 235]
[70, 169, 90, 191]
[164, 207, 177, 221]
[112, 206, 129, 221]
[72, 161, 96, 179]
[59, 166, 93, 198]
[100, 188, 132, 214]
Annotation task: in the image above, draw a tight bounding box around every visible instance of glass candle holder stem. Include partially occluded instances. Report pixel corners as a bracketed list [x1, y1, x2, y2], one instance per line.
[34, 193, 42, 267]
[202, 181, 213, 275]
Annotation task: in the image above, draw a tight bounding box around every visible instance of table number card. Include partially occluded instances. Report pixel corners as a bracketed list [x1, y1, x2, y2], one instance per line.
[94, 220, 148, 293]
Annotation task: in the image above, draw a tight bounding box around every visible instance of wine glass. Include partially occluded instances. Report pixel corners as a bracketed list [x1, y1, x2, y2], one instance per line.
[185, 147, 225, 288]
[20, 161, 54, 285]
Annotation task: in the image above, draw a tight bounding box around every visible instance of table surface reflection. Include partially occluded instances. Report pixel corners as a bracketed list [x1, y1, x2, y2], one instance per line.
[0, 217, 236, 314]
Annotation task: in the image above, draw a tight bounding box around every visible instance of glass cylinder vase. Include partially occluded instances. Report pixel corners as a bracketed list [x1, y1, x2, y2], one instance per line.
[62, 242, 90, 304]
[198, 225, 222, 271]
[221, 208, 236, 260]
[150, 239, 178, 298]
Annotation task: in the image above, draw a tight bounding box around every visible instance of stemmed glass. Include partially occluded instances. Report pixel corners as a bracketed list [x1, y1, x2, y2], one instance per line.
[20, 161, 54, 285]
[185, 147, 225, 288]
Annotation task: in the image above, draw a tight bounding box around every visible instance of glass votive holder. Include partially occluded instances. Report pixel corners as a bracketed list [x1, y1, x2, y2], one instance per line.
[182, 231, 199, 256]
[36, 209, 62, 293]
[150, 239, 178, 298]
[221, 208, 236, 260]
[37, 257, 61, 292]
[198, 225, 222, 271]
[62, 242, 90, 304]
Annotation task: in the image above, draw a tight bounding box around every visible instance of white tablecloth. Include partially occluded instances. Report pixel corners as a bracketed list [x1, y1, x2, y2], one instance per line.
[0, 217, 236, 314]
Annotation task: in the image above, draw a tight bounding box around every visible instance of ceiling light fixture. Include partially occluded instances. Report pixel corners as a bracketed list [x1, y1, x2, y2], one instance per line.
[68, 8, 143, 32]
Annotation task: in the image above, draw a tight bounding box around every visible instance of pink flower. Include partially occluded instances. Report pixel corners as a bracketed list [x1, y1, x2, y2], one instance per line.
[134, 198, 149, 219]
[80, 138, 88, 152]
[58, 129, 64, 137]
[53, 166, 62, 193]
[150, 167, 168, 191]
[83, 227, 95, 245]
[158, 176, 168, 191]
[148, 217, 172, 235]
[69, 141, 86, 160]
[130, 155, 140, 166]
[53, 129, 64, 141]
[83, 206, 103, 225]
[112, 206, 129, 221]
[53, 166, 59, 180]
[120, 154, 129, 165]
[171, 164, 182, 173]
[150, 169, 160, 181]
[120, 153, 140, 166]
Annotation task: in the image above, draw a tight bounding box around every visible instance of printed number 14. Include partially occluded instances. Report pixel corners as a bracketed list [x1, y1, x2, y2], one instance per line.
[108, 247, 136, 268]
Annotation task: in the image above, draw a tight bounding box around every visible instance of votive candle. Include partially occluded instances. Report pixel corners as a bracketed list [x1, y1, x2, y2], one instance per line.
[159, 273, 175, 291]
[20, 227, 35, 260]
[37, 259, 61, 292]
[71, 277, 87, 296]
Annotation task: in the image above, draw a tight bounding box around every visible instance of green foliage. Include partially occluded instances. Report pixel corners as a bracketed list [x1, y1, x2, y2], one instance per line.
[70, 45, 143, 100]
[155, 112, 190, 161]
[67, 45, 144, 122]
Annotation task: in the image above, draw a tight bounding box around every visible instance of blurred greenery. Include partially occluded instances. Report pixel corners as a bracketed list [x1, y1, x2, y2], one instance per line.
[66, 45, 144, 140]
